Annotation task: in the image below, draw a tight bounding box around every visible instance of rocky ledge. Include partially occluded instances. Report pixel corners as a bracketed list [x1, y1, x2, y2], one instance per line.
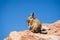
[4, 20, 60, 40]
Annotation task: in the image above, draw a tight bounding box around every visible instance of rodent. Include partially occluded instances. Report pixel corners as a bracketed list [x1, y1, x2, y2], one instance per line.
[27, 12, 41, 33]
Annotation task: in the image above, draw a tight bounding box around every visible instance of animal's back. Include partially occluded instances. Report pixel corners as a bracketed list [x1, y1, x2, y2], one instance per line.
[31, 18, 41, 32]
[32, 18, 40, 27]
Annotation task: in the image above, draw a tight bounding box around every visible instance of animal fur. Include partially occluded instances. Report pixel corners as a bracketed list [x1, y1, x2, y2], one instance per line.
[27, 12, 41, 33]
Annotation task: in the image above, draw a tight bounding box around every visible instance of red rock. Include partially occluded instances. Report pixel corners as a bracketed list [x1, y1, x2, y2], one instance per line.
[4, 20, 60, 40]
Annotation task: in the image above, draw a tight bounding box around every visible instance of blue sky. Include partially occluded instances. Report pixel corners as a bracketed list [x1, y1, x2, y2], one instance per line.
[0, 0, 60, 40]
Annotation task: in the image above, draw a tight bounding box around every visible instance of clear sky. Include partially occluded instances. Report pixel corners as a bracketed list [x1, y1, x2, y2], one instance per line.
[0, 0, 60, 40]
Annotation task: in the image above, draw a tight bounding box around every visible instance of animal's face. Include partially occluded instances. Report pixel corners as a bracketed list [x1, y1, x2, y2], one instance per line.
[27, 12, 34, 24]
[27, 15, 34, 24]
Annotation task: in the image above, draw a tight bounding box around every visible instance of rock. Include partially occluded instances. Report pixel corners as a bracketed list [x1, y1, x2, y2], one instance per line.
[53, 20, 60, 28]
[4, 20, 60, 40]
[42, 20, 60, 36]
[4, 30, 60, 40]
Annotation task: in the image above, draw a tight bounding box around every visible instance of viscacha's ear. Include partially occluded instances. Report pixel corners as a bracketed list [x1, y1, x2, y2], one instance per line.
[31, 12, 34, 18]
[32, 12, 34, 17]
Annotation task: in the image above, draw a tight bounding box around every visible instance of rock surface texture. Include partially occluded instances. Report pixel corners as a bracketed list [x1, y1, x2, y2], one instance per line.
[4, 20, 60, 40]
